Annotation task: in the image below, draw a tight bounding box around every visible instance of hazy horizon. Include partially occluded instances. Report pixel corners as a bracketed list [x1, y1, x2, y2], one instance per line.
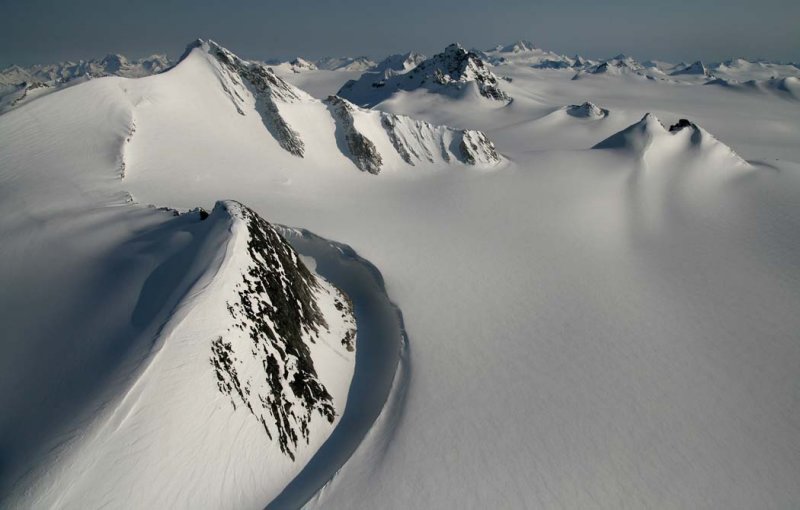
[1, 0, 798, 68]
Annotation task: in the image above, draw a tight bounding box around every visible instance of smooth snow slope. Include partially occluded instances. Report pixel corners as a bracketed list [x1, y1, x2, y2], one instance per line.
[2, 37, 800, 510]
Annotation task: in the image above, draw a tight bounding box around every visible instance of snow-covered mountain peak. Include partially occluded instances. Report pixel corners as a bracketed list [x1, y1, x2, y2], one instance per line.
[337, 43, 510, 106]
[566, 101, 609, 119]
[593, 55, 646, 74]
[497, 40, 537, 53]
[290, 57, 319, 71]
[672, 60, 712, 77]
[315, 56, 376, 71]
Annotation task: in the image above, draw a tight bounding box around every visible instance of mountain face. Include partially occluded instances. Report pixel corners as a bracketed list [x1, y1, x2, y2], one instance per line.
[396, 42, 509, 101]
[211, 202, 356, 460]
[185, 40, 502, 173]
[337, 43, 510, 107]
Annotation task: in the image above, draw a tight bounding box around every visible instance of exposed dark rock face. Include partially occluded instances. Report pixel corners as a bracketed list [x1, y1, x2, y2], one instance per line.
[416, 44, 509, 101]
[325, 95, 383, 174]
[210, 203, 355, 459]
[668, 118, 697, 132]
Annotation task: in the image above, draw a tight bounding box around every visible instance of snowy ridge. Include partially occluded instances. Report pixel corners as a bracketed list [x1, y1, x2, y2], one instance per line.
[315, 56, 376, 72]
[0, 53, 171, 86]
[484, 40, 579, 68]
[162, 40, 502, 172]
[337, 43, 510, 107]
[193, 39, 309, 156]
[325, 95, 501, 173]
[372, 52, 427, 74]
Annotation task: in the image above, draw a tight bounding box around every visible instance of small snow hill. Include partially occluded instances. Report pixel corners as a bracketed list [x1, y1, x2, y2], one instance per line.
[593, 113, 749, 168]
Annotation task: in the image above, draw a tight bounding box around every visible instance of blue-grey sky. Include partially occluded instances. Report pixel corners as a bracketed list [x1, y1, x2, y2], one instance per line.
[1, 0, 798, 68]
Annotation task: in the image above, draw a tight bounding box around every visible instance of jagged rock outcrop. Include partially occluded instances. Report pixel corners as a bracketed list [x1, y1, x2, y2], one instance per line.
[324, 95, 501, 172]
[210, 202, 356, 460]
[410, 43, 509, 101]
[459, 130, 501, 165]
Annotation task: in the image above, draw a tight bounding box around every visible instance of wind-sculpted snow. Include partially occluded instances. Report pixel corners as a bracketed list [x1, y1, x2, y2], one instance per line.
[338, 43, 509, 107]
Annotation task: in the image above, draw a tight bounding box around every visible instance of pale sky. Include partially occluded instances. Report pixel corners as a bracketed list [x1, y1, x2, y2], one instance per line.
[1, 0, 798, 67]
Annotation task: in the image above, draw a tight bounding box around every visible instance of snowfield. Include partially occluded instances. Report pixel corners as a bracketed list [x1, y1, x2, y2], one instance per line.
[1, 39, 800, 509]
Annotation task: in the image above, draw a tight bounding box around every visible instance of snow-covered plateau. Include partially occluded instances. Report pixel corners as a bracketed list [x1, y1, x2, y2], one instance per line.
[1, 38, 799, 509]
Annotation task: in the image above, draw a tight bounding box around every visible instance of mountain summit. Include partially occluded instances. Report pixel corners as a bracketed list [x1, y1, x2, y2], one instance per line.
[338, 43, 510, 107]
